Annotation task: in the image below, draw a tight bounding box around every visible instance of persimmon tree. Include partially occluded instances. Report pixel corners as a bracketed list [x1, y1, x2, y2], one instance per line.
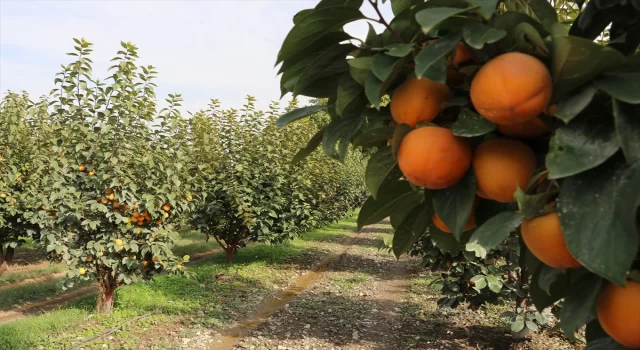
[0, 92, 48, 269]
[188, 97, 366, 263]
[275, 0, 639, 347]
[37, 38, 195, 313]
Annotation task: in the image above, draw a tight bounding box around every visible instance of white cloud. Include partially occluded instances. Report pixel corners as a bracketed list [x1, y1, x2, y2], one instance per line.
[0, 0, 393, 113]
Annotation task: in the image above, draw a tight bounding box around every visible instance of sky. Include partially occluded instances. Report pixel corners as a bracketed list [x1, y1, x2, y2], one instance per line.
[0, 0, 393, 113]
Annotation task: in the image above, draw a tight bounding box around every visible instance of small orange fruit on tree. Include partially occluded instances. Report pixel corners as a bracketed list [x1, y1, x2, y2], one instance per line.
[397, 126, 471, 190]
[596, 281, 640, 348]
[390, 78, 451, 127]
[521, 212, 581, 269]
[470, 52, 552, 125]
[472, 139, 536, 203]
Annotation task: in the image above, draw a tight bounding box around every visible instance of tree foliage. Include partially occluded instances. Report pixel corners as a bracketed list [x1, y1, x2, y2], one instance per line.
[188, 98, 367, 262]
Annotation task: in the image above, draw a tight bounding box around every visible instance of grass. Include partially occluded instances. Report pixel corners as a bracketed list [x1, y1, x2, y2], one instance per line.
[330, 272, 370, 291]
[0, 216, 358, 350]
[0, 264, 66, 286]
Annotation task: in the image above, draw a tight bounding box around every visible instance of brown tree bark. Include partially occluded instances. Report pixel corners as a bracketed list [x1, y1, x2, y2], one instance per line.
[96, 266, 117, 313]
[0, 246, 14, 272]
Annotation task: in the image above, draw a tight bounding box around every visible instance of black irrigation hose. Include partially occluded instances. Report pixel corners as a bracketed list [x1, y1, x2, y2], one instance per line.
[69, 312, 152, 350]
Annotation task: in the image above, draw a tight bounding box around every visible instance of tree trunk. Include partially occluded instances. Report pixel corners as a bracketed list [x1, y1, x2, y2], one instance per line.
[224, 239, 238, 265]
[4, 246, 14, 265]
[96, 266, 116, 313]
[225, 247, 234, 264]
[0, 246, 14, 273]
[515, 266, 530, 309]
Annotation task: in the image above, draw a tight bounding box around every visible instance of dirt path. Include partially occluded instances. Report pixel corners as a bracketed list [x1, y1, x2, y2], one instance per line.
[196, 220, 422, 350]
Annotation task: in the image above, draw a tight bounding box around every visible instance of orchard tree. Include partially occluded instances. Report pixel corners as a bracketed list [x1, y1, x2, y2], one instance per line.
[275, 0, 640, 347]
[188, 97, 366, 263]
[0, 92, 48, 269]
[38, 39, 195, 313]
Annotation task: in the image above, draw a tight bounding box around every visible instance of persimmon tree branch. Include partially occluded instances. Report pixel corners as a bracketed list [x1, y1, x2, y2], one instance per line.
[367, 0, 405, 43]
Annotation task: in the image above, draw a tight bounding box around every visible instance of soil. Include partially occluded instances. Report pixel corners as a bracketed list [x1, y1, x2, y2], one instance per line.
[181, 220, 576, 350]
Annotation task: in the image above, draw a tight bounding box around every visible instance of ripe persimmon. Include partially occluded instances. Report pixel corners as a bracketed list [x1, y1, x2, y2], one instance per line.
[78, 165, 86, 172]
[390, 78, 452, 127]
[521, 212, 581, 269]
[597, 280, 640, 348]
[398, 126, 471, 189]
[446, 42, 474, 85]
[470, 52, 552, 125]
[472, 139, 536, 203]
[161, 203, 171, 212]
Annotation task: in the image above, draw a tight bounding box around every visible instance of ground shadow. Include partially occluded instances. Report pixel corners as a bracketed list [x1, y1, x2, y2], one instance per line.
[227, 289, 524, 350]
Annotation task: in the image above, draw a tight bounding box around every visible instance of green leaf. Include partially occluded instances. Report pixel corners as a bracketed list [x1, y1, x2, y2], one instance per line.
[277, 6, 365, 64]
[546, 114, 620, 179]
[469, 0, 499, 20]
[559, 273, 602, 340]
[385, 43, 414, 57]
[594, 72, 640, 104]
[537, 265, 567, 296]
[294, 44, 354, 96]
[279, 31, 352, 74]
[415, 7, 474, 35]
[559, 160, 640, 286]
[465, 212, 525, 257]
[365, 72, 383, 109]
[372, 54, 400, 82]
[530, 263, 569, 311]
[357, 180, 423, 231]
[554, 84, 598, 124]
[415, 33, 460, 81]
[336, 74, 367, 117]
[365, 23, 382, 48]
[550, 23, 625, 100]
[462, 21, 506, 50]
[526, 0, 558, 31]
[430, 226, 464, 253]
[348, 57, 373, 85]
[450, 108, 496, 137]
[492, 11, 548, 39]
[353, 126, 395, 148]
[512, 22, 549, 57]
[276, 105, 324, 128]
[432, 169, 476, 240]
[486, 275, 503, 293]
[293, 9, 313, 24]
[472, 276, 487, 289]
[511, 320, 525, 333]
[390, 197, 423, 229]
[612, 100, 640, 164]
[322, 115, 363, 161]
[393, 204, 431, 258]
[391, 123, 412, 158]
[292, 128, 325, 164]
[391, 0, 411, 16]
[514, 187, 556, 219]
[365, 147, 399, 199]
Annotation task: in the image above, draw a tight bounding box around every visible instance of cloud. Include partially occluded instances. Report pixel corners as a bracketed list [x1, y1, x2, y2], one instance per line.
[0, 0, 393, 113]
